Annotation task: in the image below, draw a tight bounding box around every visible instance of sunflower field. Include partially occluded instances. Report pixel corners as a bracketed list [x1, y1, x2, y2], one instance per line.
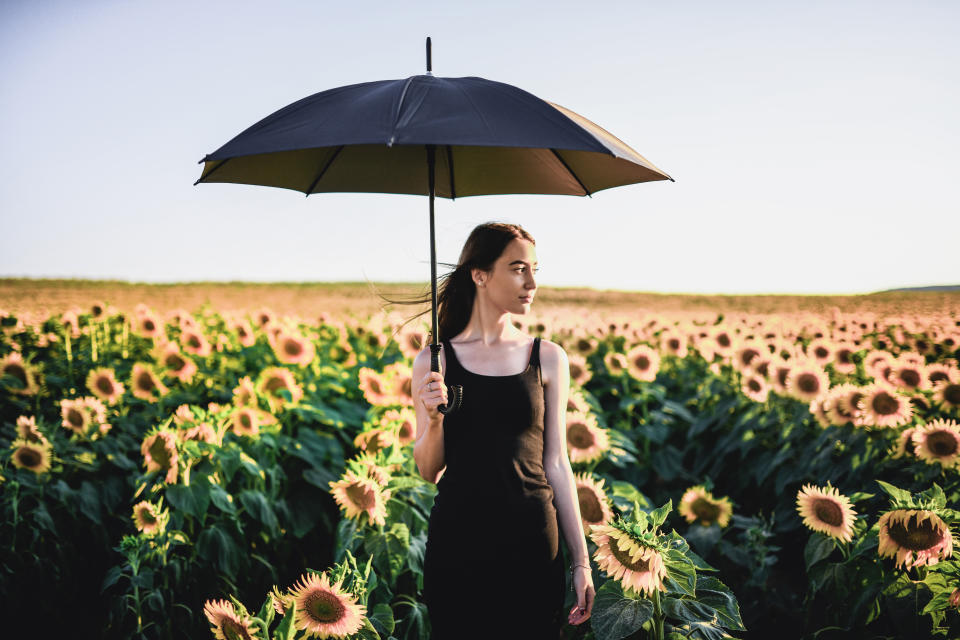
[2, 299, 960, 639]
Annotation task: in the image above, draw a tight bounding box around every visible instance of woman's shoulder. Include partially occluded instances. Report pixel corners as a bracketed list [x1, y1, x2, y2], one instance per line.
[537, 338, 568, 382]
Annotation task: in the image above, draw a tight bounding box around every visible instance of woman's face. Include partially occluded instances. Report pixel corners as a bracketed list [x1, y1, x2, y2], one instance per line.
[474, 238, 538, 315]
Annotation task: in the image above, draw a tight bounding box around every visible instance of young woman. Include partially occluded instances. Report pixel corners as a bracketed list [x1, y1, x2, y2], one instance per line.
[412, 222, 595, 639]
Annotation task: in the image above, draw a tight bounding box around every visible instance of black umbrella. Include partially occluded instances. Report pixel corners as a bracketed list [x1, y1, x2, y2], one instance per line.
[196, 38, 672, 413]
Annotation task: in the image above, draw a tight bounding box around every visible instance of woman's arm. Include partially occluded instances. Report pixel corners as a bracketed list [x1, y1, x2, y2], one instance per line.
[541, 339, 595, 624]
[412, 346, 447, 484]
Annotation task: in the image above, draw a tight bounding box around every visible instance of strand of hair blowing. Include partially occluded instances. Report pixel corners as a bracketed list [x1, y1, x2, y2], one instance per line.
[436, 265, 476, 342]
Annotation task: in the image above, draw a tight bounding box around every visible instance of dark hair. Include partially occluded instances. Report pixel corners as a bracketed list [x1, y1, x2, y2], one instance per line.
[381, 222, 535, 342]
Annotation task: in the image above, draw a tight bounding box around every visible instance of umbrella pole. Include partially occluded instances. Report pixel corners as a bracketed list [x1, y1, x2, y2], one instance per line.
[427, 144, 462, 414]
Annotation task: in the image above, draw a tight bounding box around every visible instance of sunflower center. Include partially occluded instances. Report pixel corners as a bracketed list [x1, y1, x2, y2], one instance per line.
[570, 364, 584, 380]
[668, 339, 680, 350]
[240, 413, 253, 430]
[138, 507, 158, 526]
[717, 334, 731, 348]
[4, 363, 27, 385]
[96, 375, 114, 394]
[812, 498, 844, 527]
[633, 356, 650, 371]
[814, 346, 829, 359]
[887, 515, 946, 551]
[137, 371, 156, 392]
[166, 354, 186, 370]
[401, 378, 412, 398]
[776, 368, 789, 386]
[222, 619, 251, 640]
[66, 408, 86, 428]
[755, 361, 770, 377]
[16, 447, 42, 468]
[305, 589, 346, 624]
[265, 376, 286, 393]
[609, 536, 652, 572]
[369, 379, 383, 395]
[899, 369, 921, 388]
[691, 497, 721, 523]
[944, 384, 960, 406]
[187, 335, 200, 348]
[149, 438, 172, 469]
[578, 487, 604, 523]
[798, 373, 821, 394]
[927, 431, 959, 457]
[143, 319, 156, 332]
[748, 379, 762, 392]
[398, 421, 414, 440]
[567, 424, 595, 450]
[740, 349, 760, 367]
[577, 339, 591, 353]
[929, 371, 949, 383]
[872, 392, 900, 415]
[345, 483, 376, 511]
[837, 349, 852, 364]
[284, 339, 302, 356]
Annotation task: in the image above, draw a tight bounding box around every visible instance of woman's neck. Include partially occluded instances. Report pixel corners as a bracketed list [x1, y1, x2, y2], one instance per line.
[455, 296, 520, 345]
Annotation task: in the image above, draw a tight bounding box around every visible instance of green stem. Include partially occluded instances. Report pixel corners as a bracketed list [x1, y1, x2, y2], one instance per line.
[652, 588, 664, 640]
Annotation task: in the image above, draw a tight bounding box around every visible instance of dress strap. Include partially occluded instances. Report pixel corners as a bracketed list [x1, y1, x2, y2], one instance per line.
[530, 337, 541, 376]
[440, 339, 460, 375]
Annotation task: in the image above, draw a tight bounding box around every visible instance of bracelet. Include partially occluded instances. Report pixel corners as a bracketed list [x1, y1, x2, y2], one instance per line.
[570, 563, 590, 572]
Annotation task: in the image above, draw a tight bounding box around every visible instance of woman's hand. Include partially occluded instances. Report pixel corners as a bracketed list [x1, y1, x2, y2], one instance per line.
[567, 565, 595, 625]
[417, 370, 448, 423]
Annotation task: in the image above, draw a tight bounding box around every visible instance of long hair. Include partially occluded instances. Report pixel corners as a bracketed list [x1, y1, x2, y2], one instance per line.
[381, 222, 536, 342]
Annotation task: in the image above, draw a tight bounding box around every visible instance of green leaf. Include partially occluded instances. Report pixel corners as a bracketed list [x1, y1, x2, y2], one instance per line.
[370, 602, 396, 636]
[662, 550, 697, 597]
[354, 618, 380, 640]
[273, 603, 296, 640]
[804, 534, 836, 571]
[649, 500, 673, 528]
[79, 481, 103, 525]
[661, 595, 716, 625]
[196, 525, 240, 579]
[256, 594, 275, 631]
[239, 490, 280, 536]
[166, 482, 211, 520]
[695, 576, 745, 631]
[364, 522, 410, 582]
[303, 467, 337, 489]
[590, 581, 654, 640]
[875, 480, 912, 504]
[610, 482, 651, 516]
[209, 484, 236, 515]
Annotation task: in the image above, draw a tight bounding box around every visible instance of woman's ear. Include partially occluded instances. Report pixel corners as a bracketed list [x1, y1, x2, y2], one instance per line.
[471, 267, 487, 288]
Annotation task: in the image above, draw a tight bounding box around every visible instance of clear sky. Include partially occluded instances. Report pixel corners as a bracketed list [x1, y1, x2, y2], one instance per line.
[1, 0, 957, 295]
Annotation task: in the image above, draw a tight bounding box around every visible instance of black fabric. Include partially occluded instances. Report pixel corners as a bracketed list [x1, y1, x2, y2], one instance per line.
[423, 337, 566, 640]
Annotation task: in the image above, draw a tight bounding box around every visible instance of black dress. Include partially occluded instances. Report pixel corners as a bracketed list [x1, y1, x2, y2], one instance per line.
[423, 337, 566, 640]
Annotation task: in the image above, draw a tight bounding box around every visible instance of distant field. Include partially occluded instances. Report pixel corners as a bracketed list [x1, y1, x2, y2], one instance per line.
[1, 278, 959, 322]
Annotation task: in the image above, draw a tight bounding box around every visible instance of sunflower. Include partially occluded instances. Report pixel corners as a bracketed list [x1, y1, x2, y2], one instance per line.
[256, 367, 303, 409]
[733, 343, 764, 373]
[891, 360, 928, 392]
[625, 344, 660, 383]
[203, 599, 256, 640]
[129, 363, 169, 403]
[254, 308, 275, 328]
[575, 473, 614, 532]
[566, 387, 590, 414]
[60, 398, 93, 435]
[141, 430, 178, 483]
[329, 469, 391, 526]
[289, 571, 367, 639]
[679, 486, 734, 528]
[273, 329, 316, 367]
[711, 329, 737, 358]
[769, 363, 793, 395]
[857, 383, 914, 429]
[15, 415, 46, 444]
[796, 484, 857, 542]
[568, 354, 592, 387]
[832, 343, 857, 374]
[933, 381, 960, 411]
[357, 367, 393, 406]
[269, 585, 294, 616]
[1, 352, 40, 395]
[90, 301, 107, 318]
[566, 412, 610, 464]
[806, 338, 835, 367]
[134, 311, 165, 340]
[912, 419, 960, 469]
[231, 318, 257, 347]
[159, 343, 197, 383]
[397, 326, 429, 360]
[182, 421, 219, 444]
[382, 408, 416, 446]
[864, 350, 895, 383]
[229, 407, 267, 437]
[823, 383, 861, 426]
[926, 363, 959, 387]
[383, 362, 414, 406]
[891, 427, 918, 459]
[878, 509, 954, 569]
[590, 523, 667, 596]
[180, 329, 212, 357]
[601, 351, 627, 377]
[86, 367, 125, 404]
[232, 376, 257, 407]
[10, 439, 52, 474]
[132, 500, 166, 535]
[353, 428, 397, 454]
[785, 361, 830, 402]
[659, 330, 688, 358]
[741, 374, 770, 403]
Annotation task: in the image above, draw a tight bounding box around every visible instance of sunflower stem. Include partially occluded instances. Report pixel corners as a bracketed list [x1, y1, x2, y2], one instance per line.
[651, 587, 664, 640]
[91, 321, 98, 363]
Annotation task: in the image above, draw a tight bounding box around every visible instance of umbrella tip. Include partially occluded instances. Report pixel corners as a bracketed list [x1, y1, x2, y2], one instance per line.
[426, 36, 432, 74]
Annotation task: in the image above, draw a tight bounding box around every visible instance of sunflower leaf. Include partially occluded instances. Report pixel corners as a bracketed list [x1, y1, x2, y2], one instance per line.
[369, 602, 396, 636]
[591, 580, 654, 640]
[663, 550, 697, 597]
[695, 576, 745, 631]
[874, 480, 912, 505]
[273, 602, 296, 640]
[804, 534, 836, 571]
[649, 500, 673, 529]
[256, 594, 275, 631]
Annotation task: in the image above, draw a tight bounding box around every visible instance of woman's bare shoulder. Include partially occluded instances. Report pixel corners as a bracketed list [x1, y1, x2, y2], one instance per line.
[538, 338, 568, 384]
[412, 344, 446, 377]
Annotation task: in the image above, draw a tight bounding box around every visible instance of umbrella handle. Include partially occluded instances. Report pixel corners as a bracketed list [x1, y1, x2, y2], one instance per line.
[430, 342, 463, 415]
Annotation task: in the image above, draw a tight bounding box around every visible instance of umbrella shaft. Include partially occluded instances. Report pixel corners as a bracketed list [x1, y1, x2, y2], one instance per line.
[427, 144, 441, 373]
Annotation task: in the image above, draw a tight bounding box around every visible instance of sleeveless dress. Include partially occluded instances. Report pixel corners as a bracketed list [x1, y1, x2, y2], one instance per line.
[422, 337, 566, 640]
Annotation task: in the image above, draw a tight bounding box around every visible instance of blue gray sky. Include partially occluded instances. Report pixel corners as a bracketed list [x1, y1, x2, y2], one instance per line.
[1, 0, 957, 295]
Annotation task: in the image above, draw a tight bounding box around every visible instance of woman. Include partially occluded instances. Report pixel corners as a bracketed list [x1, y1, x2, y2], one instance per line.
[412, 222, 595, 639]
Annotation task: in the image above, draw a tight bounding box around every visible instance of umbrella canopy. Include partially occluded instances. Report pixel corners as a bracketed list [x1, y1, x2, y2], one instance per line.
[195, 74, 672, 196]
[196, 44, 672, 413]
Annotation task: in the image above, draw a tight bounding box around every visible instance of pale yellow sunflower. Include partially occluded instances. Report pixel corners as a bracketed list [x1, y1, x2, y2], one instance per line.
[141, 430, 178, 484]
[289, 571, 367, 639]
[575, 473, 614, 532]
[202, 599, 256, 640]
[273, 329, 316, 367]
[856, 383, 913, 429]
[86, 367, 125, 404]
[256, 367, 303, 409]
[131, 500, 165, 535]
[590, 524, 667, 596]
[796, 484, 857, 542]
[357, 367, 394, 406]
[625, 344, 660, 383]
[10, 439, 52, 474]
[129, 363, 169, 403]
[878, 509, 954, 569]
[566, 412, 610, 464]
[1, 352, 40, 395]
[912, 419, 960, 469]
[679, 486, 734, 528]
[328, 469, 391, 526]
[786, 361, 830, 403]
